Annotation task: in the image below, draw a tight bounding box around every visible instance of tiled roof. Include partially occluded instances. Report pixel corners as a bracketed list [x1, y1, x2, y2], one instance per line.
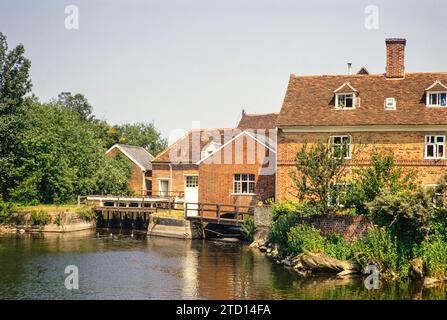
[277, 72, 447, 127]
[237, 112, 278, 130]
[110, 144, 154, 170]
[152, 128, 276, 164]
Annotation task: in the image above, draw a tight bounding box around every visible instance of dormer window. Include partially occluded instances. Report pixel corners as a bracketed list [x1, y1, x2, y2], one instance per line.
[336, 93, 354, 109]
[425, 81, 447, 107]
[334, 82, 358, 109]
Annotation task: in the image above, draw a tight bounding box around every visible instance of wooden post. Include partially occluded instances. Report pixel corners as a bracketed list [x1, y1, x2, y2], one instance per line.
[77, 195, 81, 208]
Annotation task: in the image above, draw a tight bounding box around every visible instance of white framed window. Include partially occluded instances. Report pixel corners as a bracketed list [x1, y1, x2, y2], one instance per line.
[335, 93, 355, 109]
[426, 92, 447, 107]
[185, 175, 198, 187]
[330, 135, 352, 159]
[385, 98, 396, 110]
[233, 174, 255, 194]
[425, 135, 445, 159]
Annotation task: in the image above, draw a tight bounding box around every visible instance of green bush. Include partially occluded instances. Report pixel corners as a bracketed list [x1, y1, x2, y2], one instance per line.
[345, 151, 416, 214]
[417, 238, 447, 278]
[270, 212, 301, 248]
[324, 234, 353, 261]
[242, 217, 256, 242]
[287, 224, 326, 254]
[31, 210, 51, 226]
[76, 205, 96, 221]
[0, 200, 15, 224]
[368, 189, 436, 243]
[352, 227, 399, 276]
[270, 200, 302, 221]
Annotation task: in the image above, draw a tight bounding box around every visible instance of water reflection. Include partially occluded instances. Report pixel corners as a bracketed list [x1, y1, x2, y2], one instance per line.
[0, 231, 446, 300]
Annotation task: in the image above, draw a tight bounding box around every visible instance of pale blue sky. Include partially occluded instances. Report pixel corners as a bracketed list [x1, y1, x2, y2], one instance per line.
[1, 0, 446, 141]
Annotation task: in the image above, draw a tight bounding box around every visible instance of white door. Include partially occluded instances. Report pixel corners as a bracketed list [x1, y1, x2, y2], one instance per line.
[159, 180, 169, 197]
[184, 175, 199, 217]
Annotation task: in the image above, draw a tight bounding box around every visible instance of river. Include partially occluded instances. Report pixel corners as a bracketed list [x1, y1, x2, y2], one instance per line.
[0, 230, 446, 300]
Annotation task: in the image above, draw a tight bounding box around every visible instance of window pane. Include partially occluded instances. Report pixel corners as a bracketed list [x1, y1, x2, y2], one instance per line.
[345, 95, 353, 108]
[439, 145, 444, 158]
[427, 145, 435, 157]
[441, 93, 447, 106]
[437, 136, 445, 143]
[242, 174, 247, 181]
[242, 182, 248, 193]
[235, 174, 241, 181]
[249, 174, 255, 182]
[430, 93, 438, 105]
[249, 182, 255, 193]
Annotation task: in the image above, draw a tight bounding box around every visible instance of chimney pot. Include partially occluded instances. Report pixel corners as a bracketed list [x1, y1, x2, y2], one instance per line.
[386, 38, 406, 79]
[347, 62, 352, 75]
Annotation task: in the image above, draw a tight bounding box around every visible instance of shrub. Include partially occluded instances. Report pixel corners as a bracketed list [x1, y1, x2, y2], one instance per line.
[352, 227, 399, 276]
[270, 200, 302, 221]
[368, 189, 436, 243]
[289, 141, 348, 213]
[76, 205, 96, 221]
[287, 224, 326, 254]
[345, 151, 416, 214]
[31, 210, 51, 226]
[270, 212, 301, 248]
[0, 200, 15, 224]
[242, 217, 256, 242]
[417, 238, 447, 278]
[324, 234, 353, 261]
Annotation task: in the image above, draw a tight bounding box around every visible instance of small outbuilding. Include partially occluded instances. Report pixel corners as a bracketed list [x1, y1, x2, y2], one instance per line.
[106, 144, 154, 195]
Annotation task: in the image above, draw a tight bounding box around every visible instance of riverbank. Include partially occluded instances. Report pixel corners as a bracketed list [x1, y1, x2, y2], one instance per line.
[1, 230, 446, 299]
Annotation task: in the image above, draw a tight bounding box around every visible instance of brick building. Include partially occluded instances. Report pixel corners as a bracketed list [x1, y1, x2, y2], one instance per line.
[276, 38, 447, 200]
[151, 112, 277, 215]
[106, 144, 154, 195]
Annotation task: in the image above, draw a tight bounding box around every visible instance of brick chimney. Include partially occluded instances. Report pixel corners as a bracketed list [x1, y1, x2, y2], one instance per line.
[385, 38, 406, 79]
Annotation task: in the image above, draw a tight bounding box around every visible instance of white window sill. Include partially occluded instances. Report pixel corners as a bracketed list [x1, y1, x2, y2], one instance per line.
[334, 107, 357, 110]
[425, 157, 446, 160]
[231, 193, 256, 196]
[426, 105, 447, 108]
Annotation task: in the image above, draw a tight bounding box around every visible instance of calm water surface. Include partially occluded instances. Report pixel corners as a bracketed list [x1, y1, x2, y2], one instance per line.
[0, 230, 446, 300]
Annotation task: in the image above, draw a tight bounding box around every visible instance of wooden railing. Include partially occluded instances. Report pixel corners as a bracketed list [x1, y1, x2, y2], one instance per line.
[184, 202, 254, 225]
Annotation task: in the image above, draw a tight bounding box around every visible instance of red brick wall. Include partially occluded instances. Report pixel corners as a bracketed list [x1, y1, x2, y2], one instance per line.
[277, 130, 447, 201]
[300, 215, 373, 242]
[151, 163, 198, 196]
[199, 134, 275, 206]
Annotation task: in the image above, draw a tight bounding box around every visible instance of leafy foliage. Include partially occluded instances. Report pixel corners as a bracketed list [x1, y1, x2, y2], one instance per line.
[368, 188, 438, 243]
[416, 238, 447, 278]
[76, 205, 96, 221]
[0, 200, 15, 224]
[115, 122, 167, 156]
[351, 227, 399, 276]
[345, 151, 416, 214]
[242, 217, 256, 242]
[31, 210, 51, 226]
[287, 224, 326, 254]
[289, 141, 348, 213]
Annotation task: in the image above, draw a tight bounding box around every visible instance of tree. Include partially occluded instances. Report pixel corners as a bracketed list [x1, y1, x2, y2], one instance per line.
[9, 102, 132, 203]
[57, 92, 93, 120]
[116, 122, 167, 156]
[346, 151, 416, 214]
[0, 32, 32, 200]
[289, 141, 348, 213]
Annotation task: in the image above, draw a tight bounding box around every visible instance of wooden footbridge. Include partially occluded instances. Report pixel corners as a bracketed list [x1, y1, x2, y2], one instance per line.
[183, 202, 254, 226]
[79, 194, 255, 231]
